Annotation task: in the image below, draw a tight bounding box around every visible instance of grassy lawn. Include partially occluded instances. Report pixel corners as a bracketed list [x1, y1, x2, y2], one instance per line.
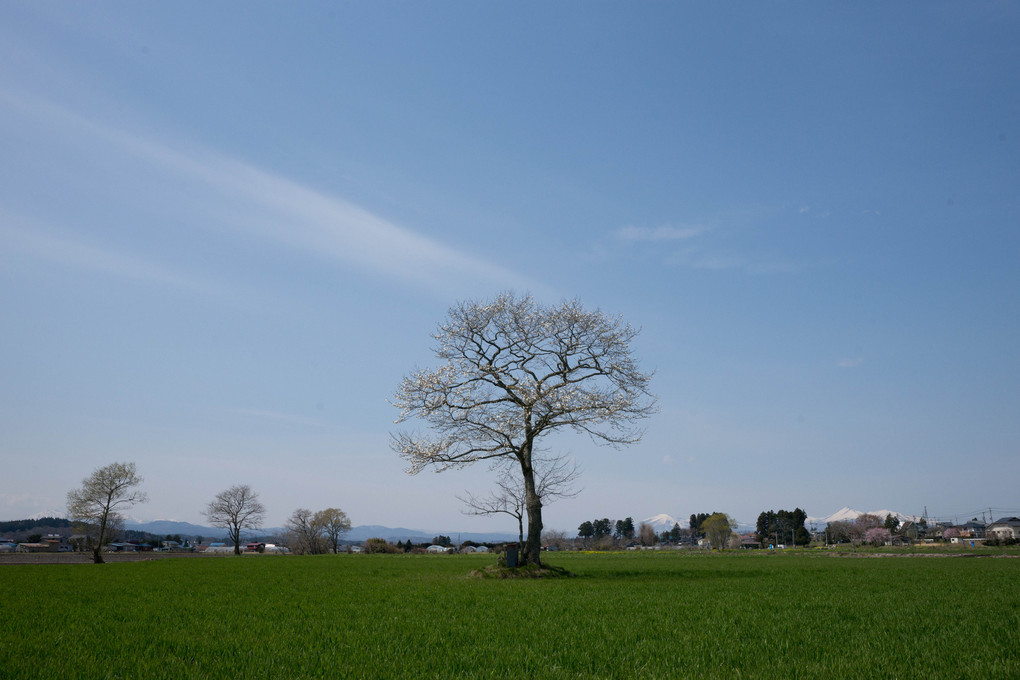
[2, 550, 1017, 678]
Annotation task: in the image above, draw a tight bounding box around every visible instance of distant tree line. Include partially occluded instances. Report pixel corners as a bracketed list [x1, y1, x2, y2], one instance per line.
[755, 508, 811, 547]
[576, 517, 636, 543]
[576, 512, 739, 549]
[0, 517, 73, 533]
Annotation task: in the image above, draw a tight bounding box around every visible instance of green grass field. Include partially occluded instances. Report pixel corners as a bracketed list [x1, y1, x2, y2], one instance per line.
[2, 551, 1017, 679]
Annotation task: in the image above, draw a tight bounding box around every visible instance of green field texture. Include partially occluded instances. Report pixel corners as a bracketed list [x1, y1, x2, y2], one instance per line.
[2, 551, 1017, 679]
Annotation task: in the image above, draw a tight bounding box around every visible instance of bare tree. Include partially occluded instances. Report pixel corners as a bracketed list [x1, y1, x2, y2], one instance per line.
[393, 292, 656, 566]
[203, 485, 266, 555]
[285, 508, 325, 555]
[637, 521, 657, 546]
[66, 461, 148, 564]
[459, 453, 581, 549]
[540, 529, 572, 551]
[314, 508, 352, 554]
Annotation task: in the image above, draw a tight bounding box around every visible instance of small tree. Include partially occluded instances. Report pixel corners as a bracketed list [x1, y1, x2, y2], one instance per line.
[392, 292, 656, 566]
[701, 513, 732, 550]
[459, 453, 580, 550]
[864, 527, 891, 546]
[363, 538, 397, 554]
[203, 485, 266, 555]
[66, 462, 148, 564]
[285, 508, 325, 555]
[541, 529, 571, 551]
[315, 508, 352, 554]
[637, 522, 657, 546]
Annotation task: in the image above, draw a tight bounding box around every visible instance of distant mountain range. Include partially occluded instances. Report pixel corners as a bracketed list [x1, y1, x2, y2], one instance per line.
[120, 519, 516, 544]
[805, 507, 920, 528]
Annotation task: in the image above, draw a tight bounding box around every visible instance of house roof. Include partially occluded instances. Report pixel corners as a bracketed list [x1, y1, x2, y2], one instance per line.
[989, 517, 1020, 527]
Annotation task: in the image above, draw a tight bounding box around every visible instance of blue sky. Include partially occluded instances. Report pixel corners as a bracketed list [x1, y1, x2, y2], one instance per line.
[2, 3, 1018, 533]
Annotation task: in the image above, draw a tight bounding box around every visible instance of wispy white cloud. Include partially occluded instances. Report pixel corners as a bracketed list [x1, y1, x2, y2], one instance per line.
[615, 224, 708, 242]
[837, 357, 864, 368]
[609, 206, 825, 275]
[0, 90, 541, 296]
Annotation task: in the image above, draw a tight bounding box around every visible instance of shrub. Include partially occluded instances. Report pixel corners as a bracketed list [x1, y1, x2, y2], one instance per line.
[362, 538, 399, 554]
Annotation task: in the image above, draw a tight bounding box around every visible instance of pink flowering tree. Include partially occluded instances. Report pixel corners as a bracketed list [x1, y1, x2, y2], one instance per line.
[864, 527, 891, 546]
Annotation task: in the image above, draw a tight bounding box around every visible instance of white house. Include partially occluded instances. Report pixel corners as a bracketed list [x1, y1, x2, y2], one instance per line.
[987, 517, 1020, 540]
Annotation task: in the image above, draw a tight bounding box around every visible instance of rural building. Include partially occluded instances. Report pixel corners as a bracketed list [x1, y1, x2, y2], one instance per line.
[17, 542, 51, 553]
[987, 517, 1020, 540]
[958, 520, 986, 538]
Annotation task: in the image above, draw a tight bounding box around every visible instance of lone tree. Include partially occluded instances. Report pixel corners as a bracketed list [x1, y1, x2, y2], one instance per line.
[315, 508, 352, 554]
[701, 513, 733, 550]
[458, 453, 581, 550]
[392, 292, 656, 566]
[285, 508, 325, 555]
[203, 484, 266, 555]
[66, 462, 148, 564]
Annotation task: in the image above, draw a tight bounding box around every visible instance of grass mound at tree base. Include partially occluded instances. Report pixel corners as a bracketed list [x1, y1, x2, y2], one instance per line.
[470, 562, 574, 579]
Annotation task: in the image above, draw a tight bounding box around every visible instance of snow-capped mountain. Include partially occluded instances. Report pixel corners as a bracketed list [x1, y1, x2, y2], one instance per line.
[641, 514, 682, 532]
[806, 507, 920, 527]
[27, 510, 67, 520]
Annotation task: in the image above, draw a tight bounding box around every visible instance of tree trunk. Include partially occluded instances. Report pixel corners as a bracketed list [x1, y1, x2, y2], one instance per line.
[232, 525, 242, 555]
[520, 457, 543, 566]
[93, 514, 107, 564]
